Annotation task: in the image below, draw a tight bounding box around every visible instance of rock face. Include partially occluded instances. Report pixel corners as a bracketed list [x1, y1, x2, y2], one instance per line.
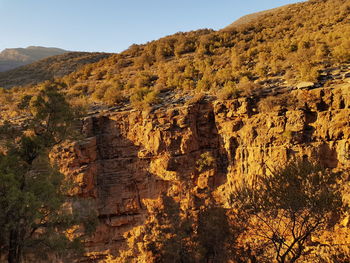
[56, 83, 350, 261]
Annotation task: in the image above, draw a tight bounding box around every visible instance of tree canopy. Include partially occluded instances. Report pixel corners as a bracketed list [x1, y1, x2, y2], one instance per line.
[230, 159, 344, 263]
[0, 84, 95, 263]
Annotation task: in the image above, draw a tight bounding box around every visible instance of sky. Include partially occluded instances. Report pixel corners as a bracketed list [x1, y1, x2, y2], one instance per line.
[0, 0, 303, 53]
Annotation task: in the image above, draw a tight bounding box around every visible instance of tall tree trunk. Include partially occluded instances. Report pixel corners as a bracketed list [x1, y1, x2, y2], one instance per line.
[8, 229, 21, 263]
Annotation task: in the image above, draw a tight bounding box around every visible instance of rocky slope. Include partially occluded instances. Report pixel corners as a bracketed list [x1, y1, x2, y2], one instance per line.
[55, 79, 350, 261]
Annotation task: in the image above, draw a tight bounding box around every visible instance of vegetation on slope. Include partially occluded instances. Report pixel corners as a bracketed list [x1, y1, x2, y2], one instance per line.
[0, 1, 349, 262]
[1, 0, 349, 114]
[0, 52, 110, 89]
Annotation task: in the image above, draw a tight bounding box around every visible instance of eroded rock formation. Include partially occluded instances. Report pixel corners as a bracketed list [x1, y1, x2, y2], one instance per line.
[55, 83, 350, 261]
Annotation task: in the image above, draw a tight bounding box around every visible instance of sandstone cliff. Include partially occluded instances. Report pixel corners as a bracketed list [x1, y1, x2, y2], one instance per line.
[56, 81, 350, 261]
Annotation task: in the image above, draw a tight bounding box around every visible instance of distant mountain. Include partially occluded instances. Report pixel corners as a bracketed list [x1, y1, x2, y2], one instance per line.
[0, 52, 111, 88]
[0, 46, 68, 72]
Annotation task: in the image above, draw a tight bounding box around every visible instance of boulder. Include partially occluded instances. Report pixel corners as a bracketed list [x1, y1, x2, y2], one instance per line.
[296, 81, 314, 89]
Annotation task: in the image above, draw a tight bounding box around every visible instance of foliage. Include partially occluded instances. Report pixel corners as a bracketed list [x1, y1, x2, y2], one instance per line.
[0, 1, 348, 262]
[216, 81, 241, 100]
[103, 83, 124, 105]
[2, 0, 349, 111]
[130, 87, 160, 110]
[230, 159, 344, 263]
[196, 151, 215, 172]
[0, 85, 96, 263]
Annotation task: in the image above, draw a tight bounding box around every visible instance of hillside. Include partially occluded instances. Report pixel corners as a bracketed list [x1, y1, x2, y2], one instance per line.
[224, 6, 281, 29]
[0, 46, 68, 72]
[2, 0, 349, 110]
[0, 52, 111, 89]
[40, 0, 350, 109]
[0, 0, 350, 262]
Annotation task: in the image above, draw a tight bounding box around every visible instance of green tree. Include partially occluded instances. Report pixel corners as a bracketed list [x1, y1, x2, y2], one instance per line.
[0, 84, 95, 263]
[231, 159, 344, 263]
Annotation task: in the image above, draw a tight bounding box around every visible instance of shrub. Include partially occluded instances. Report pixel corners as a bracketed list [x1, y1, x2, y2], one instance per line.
[174, 38, 196, 57]
[217, 81, 241, 100]
[103, 85, 124, 105]
[196, 152, 215, 172]
[91, 84, 108, 101]
[298, 62, 319, 82]
[196, 77, 211, 92]
[237, 79, 261, 97]
[231, 159, 344, 263]
[130, 87, 160, 109]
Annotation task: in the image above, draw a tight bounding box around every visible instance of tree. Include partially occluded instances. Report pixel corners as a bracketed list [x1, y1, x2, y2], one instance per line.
[0, 84, 95, 263]
[231, 159, 344, 263]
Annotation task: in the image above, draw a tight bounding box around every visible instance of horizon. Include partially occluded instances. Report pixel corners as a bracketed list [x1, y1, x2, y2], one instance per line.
[0, 0, 304, 53]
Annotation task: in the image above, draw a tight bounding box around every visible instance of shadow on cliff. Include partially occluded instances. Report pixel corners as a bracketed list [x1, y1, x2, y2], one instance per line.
[84, 101, 230, 259]
[89, 115, 168, 216]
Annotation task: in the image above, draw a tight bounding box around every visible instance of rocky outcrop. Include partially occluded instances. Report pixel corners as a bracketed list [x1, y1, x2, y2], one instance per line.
[56, 82, 350, 261]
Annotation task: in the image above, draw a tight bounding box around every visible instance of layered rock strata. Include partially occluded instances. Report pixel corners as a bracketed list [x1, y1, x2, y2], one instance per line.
[56, 83, 350, 261]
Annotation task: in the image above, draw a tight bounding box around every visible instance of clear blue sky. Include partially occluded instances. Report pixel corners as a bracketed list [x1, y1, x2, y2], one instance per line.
[0, 0, 303, 53]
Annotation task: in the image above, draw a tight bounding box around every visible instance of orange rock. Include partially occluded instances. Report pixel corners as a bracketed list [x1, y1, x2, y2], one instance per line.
[54, 84, 350, 261]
